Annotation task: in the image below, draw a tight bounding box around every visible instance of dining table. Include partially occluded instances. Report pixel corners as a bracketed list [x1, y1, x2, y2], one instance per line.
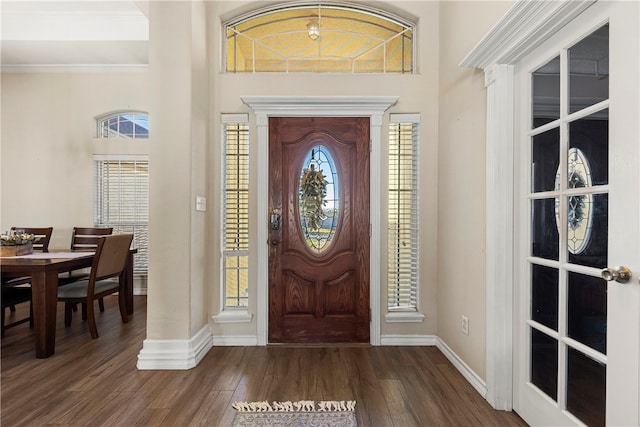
[0, 249, 136, 358]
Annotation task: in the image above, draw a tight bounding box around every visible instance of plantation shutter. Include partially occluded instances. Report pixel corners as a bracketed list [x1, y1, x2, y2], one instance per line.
[387, 114, 420, 310]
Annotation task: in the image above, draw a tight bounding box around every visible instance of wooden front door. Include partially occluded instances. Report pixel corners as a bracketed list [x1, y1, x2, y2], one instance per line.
[268, 117, 370, 343]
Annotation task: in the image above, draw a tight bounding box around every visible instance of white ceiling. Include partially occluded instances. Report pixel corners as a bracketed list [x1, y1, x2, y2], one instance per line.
[1, 1, 149, 71]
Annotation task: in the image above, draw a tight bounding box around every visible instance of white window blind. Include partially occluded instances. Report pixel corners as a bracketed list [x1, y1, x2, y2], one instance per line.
[94, 155, 149, 274]
[222, 114, 250, 308]
[388, 114, 420, 310]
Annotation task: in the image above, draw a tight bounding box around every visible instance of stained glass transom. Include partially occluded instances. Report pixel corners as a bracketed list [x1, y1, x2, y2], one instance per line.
[225, 3, 414, 73]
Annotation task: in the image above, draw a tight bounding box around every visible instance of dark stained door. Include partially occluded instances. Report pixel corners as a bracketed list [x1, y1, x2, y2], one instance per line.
[268, 117, 370, 343]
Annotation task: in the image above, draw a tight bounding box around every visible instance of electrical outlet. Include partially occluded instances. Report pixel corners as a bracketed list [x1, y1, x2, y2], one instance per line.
[461, 315, 469, 335]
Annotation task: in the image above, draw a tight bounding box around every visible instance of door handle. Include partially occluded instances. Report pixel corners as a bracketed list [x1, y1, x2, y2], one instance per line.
[601, 265, 632, 283]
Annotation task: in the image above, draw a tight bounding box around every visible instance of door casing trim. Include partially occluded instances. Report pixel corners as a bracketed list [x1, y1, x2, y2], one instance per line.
[460, 0, 597, 411]
[241, 96, 398, 346]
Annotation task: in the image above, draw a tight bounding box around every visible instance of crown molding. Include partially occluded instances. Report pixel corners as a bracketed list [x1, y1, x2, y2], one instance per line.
[1, 64, 148, 73]
[460, 0, 597, 69]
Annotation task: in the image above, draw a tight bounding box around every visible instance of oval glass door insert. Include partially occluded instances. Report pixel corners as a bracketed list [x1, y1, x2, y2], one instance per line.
[298, 145, 339, 253]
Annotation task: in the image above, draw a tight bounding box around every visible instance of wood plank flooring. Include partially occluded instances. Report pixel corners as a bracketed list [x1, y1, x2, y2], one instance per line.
[1, 296, 527, 426]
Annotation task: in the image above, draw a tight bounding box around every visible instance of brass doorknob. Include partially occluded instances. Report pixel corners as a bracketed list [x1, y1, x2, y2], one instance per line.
[601, 266, 631, 283]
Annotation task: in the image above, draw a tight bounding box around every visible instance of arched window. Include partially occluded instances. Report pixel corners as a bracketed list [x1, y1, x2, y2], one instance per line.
[225, 2, 414, 73]
[97, 111, 149, 138]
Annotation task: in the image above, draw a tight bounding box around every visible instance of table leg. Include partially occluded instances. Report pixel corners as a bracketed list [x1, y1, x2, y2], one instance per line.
[30, 270, 59, 358]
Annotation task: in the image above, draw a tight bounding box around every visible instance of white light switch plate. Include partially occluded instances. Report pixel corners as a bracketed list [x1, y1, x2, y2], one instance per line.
[196, 196, 207, 211]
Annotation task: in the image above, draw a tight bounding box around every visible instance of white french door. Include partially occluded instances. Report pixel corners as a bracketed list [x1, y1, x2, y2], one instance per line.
[514, 1, 639, 426]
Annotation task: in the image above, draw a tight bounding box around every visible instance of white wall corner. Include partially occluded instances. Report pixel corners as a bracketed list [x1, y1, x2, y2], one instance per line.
[436, 337, 487, 399]
[136, 324, 213, 370]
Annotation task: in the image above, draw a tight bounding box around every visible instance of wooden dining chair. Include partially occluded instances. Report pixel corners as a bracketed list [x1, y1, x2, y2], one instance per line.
[2, 227, 53, 334]
[57, 233, 133, 339]
[59, 227, 113, 312]
[70, 227, 114, 252]
[1, 287, 32, 337]
[10, 227, 53, 252]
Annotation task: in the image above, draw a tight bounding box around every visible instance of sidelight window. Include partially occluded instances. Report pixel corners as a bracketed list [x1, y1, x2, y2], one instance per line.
[387, 114, 420, 310]
[222, 114, 250, 308]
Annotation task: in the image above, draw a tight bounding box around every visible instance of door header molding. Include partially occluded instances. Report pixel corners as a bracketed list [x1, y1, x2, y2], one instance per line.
[241, 96, 398, 117]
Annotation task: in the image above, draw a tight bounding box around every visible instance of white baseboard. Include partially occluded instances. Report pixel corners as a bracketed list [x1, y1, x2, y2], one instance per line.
[136, 328, 487, 402]
[212, 335, 258, 346]
[379, 334, 437, 346]
[136, 324, 212, 370]
[435, 337, 487, 398]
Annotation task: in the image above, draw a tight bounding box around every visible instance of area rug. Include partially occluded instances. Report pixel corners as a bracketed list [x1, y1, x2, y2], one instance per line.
[231, 400, 357, 427]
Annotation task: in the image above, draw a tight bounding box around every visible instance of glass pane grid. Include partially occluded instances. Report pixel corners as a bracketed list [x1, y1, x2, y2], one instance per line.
[98, 112, 149, 139]
[527, 24, 609, 422]
[225, 4, 414, 73]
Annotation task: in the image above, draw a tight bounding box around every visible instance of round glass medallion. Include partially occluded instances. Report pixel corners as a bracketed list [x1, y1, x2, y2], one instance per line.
[298, 145, 339, 253]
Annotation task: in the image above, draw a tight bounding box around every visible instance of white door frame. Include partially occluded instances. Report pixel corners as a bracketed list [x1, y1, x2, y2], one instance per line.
[241, 96, 398, 346]
[460, 0, 597, 410]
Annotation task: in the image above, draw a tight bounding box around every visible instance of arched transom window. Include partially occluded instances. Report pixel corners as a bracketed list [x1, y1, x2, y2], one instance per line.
[225, 2, 414, 73]
[97, 111, 149, 139]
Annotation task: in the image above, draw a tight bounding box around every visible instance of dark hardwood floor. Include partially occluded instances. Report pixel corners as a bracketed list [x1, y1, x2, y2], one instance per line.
[1, 296, 527, 426]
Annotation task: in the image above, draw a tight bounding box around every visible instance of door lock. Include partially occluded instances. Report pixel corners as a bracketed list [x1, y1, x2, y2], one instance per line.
[601, 265, 632, 283]
[270, 209, 281, 230]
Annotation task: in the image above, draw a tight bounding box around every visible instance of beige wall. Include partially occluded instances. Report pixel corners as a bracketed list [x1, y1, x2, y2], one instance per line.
[0, 72, 149, 249]
[1, 0, 514, 382]
[437, 1, 513, 378]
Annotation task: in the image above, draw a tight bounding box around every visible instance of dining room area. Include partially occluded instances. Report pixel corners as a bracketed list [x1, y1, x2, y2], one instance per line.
[1, 227, 138, 358]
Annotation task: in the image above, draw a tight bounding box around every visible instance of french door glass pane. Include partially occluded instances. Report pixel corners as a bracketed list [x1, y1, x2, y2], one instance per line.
[568, 272, 607, 354]
[532, 128, 560, 193]
[531, 328, 558, 401]
[569, 110, 609, 186]
[533, 56, 560, 127]
[531, 264, 558, 331]
[569, 24, 609, 114]
[532, 198, 559, 260]
[567, 193, 608, 268]
[567, 347, 606, 427]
